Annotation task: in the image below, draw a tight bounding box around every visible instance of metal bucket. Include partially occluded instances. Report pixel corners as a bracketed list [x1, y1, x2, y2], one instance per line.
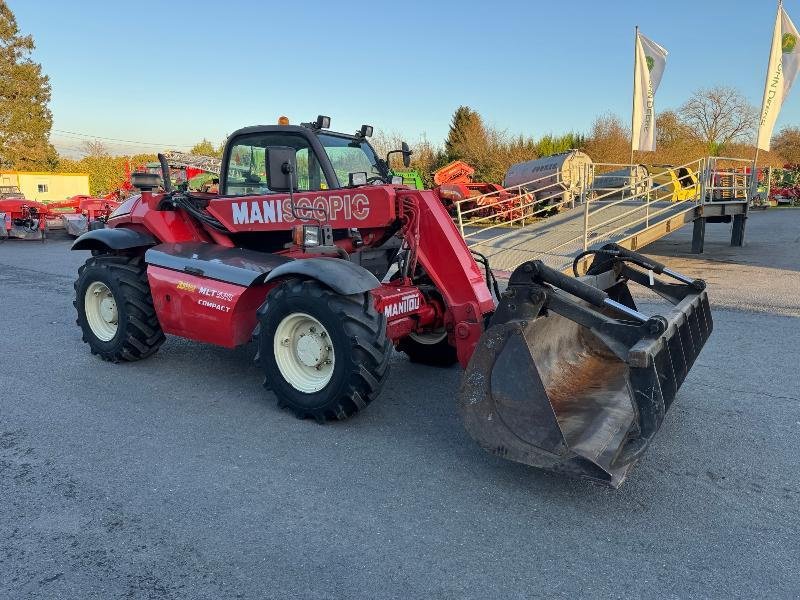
[459, 246, 712, 486]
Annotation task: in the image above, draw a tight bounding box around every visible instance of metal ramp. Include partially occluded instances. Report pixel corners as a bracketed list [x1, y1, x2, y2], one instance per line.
[454, 157, 752, 274]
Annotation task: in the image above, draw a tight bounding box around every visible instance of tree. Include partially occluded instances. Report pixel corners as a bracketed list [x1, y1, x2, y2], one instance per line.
[534, 132, 585, 157]
[656, 110, 695, 148]
[58, 152, 156, 196]
[651, 110, 707, 164]
[190, 138, 222, 158]
[444, 106, 488, 162]
[679, 86, 757, 154]
[0, 1, 56, 170]
[771, 126, 800, 165]
[81, 139, 109, 157]
[583, 113, 630, 164]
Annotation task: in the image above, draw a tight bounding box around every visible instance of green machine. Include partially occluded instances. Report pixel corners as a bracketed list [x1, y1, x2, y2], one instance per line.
[392, 169, 424, 190]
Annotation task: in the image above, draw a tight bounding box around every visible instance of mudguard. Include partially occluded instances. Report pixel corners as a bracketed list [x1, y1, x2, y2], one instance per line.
[71, 227, 157, 252]
[265, 257, 380, 295]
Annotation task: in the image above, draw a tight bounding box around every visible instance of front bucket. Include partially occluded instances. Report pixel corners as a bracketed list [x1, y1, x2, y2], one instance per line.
[459, 249, 712, 487]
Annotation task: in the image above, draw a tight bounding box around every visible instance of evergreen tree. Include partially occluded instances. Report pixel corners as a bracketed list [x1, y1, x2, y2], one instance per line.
[444, 106, 486, 161]
[0, 1, 56, 170]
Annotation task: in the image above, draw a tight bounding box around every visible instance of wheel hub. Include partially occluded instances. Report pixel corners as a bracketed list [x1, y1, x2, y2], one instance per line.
[99, 296, 117, 324]
[84, 281, 119, 342]
[273, 313, 335, 393]
[296, 331, 329, 368]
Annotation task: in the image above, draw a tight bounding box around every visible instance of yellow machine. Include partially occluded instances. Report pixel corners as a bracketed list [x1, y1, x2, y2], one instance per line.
[647, 165, 698, 202]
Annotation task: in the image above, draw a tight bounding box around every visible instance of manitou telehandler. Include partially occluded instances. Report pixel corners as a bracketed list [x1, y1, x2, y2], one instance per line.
[71, 116, 712, 487]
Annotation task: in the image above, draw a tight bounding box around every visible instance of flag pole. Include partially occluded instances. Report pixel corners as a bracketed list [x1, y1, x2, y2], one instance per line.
[630, 25, 639, 169]
[752, 0, 782, 200]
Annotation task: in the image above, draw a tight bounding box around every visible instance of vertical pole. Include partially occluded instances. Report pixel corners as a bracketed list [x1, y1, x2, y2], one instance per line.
[750, 147, 761, 201]
[692, 217, 706, 254]
[630, 26, 639, 169]
[582, 165, 590, 251]
[456, 201, 464, 237]
[752, 0, 782, 199]
[766, 165, 773, 205]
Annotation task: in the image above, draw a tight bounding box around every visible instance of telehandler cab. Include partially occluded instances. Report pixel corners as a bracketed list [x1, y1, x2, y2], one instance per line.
[72, 116, 712, 486]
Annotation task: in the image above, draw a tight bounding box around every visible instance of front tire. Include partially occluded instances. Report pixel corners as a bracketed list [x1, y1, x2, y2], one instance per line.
[74, 255, 165, 362]
[258, 279, 391, 422]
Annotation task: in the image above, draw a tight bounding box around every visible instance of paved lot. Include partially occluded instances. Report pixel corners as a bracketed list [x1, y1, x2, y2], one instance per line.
[1, 211, 798, 599]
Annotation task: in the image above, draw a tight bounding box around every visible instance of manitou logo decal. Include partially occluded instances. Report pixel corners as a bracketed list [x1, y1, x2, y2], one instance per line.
[231, 194, 370, 225]
[383, 293, 420, 318]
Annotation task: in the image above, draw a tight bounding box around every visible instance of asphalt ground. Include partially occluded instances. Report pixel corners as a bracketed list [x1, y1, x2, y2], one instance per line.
[0, 210, 798, 599]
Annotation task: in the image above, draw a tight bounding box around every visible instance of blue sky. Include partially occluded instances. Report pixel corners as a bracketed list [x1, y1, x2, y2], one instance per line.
[8, 0, 795, 155]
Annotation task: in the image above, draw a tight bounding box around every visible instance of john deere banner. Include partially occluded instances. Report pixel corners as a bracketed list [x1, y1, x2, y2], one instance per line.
[632, 32, 668, 152]
[757, 5, 800, 151]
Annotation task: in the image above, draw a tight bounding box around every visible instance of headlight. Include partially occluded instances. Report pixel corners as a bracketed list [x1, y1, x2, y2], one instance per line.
[293, 224, 320, 247]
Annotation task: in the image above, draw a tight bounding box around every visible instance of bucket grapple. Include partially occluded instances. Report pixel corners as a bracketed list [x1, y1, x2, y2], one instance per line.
[460, 244, 712, 486]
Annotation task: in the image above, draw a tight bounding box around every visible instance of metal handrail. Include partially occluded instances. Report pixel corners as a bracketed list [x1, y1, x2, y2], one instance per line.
[456, 155, 753, 266]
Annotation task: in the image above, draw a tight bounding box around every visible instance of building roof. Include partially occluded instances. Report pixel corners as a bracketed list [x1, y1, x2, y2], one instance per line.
[0, 171, 90, 177]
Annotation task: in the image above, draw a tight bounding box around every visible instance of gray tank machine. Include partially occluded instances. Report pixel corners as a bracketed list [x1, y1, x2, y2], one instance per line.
[592, 164, 650, 199]
[502, 150, 594, 211]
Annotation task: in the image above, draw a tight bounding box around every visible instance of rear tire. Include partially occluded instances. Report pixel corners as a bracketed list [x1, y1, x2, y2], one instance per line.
[397, 331, 459, 367]
[258, 279, 391, 422]
[74, 255, 165, 362]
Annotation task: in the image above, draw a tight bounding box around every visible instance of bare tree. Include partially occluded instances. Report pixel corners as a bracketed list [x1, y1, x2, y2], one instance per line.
[81, 138, 109, 157]
[679, 86, 757, 154]
[771, 125, 800, 165]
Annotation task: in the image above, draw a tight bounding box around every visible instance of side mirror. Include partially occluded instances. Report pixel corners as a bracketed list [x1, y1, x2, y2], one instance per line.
[402, 142, 411, 168]
[386, 142, 413, 169]
[266, 146, 297, 192]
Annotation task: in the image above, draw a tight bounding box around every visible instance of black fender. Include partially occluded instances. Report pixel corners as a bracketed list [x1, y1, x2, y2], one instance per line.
[265, 257, 380, 295]
[71, 227, 157, 252]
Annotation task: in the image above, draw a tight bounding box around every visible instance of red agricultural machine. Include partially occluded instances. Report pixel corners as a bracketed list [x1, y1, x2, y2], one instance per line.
[46, 195, 122, 237]
[0, 189, 49, 241]
[70, 116, 712, 487]
[433, 160, 528, 221]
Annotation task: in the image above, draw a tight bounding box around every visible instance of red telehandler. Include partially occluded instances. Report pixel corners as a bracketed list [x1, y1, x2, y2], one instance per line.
[71, 116, 712, 487]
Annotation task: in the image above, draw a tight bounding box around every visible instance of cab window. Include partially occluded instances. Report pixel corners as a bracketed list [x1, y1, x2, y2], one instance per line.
[318, 133, 383, 185]
[223, 133, 328, 195]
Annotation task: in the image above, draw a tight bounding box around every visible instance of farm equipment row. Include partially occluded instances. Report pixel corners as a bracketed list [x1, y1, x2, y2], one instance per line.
[69, 115, 713, 487]
[0, 190, 120, 240]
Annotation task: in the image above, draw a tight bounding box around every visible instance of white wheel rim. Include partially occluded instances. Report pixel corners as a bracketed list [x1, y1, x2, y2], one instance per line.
[273, 312, 335, 393]
[84, 281, 118, 342]
[409, 329, 448, 345]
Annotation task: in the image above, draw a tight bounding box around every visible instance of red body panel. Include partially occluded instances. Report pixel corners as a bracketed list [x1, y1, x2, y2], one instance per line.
[205, 186, 396, 233]
[108, 192, 210, 243]
[408, 190, 495, 365]
[147, 266, 276, 348]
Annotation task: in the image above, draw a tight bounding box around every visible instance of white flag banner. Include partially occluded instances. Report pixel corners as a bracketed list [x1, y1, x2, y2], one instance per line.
[632, 32, 668, 152]
[757, 5, 800, 151]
